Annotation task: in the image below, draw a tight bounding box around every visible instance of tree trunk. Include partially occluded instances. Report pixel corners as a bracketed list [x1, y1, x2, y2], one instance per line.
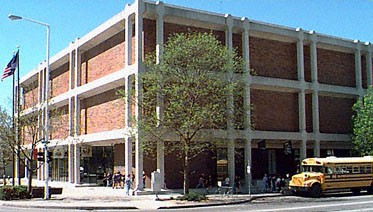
[27, 167, 33, 195]
[183, 153, 189, 195]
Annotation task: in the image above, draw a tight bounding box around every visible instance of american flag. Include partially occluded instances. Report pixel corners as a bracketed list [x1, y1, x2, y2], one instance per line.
[1, 51, 18, 80]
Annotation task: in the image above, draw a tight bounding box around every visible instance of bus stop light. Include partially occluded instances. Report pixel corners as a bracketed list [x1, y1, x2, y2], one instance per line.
[37, 152, 44, 161]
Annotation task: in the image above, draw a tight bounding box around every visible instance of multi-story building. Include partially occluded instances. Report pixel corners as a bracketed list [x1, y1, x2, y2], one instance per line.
[18, 0, 372, 190]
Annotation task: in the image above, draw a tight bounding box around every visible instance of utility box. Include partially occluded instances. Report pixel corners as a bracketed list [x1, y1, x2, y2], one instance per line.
[151, 170, 161, 192]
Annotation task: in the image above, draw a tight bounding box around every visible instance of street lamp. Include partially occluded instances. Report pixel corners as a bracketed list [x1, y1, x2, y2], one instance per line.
[8, 14, 51, 200]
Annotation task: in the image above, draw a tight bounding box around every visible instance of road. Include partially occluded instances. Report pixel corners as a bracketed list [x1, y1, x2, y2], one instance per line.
[0, 192, 372, 212]
[161, 192, 373, 212]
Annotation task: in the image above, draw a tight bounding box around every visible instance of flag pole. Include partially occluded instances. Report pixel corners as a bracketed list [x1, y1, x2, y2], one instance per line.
[16, 48, 21, 186]
[12, 52, 15, 186]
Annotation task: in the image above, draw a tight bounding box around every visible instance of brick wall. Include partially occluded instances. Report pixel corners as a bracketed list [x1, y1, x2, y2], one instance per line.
[143, 19, 156, 58]
[80, 88, 125, 134]
[319, 95, 355, 134]
[317, 48, 355, 87]
[163, 22, 225, 45]
[361, 56, 367, 89]
[51, 62, 69, 98]
[304, 45, 312, 82]
[305, 93, 313, 132]
[80, 31, 125, 85]
[23, 81, 39, 109]
[251, 89, 299, 131]
[250, 36, 297, 80]
[51, 105, 69, 139]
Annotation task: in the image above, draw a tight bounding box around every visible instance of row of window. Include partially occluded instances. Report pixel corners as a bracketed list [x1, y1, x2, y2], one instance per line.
[325, 165, 372, 175]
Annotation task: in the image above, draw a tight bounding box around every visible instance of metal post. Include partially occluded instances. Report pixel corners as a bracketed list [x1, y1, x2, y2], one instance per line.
[8, 14, 51, 200]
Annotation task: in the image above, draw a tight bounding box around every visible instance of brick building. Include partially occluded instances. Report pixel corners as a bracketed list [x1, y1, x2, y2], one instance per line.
[18, 0, 372, 191]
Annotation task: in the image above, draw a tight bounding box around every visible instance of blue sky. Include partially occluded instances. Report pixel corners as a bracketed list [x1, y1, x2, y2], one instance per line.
[1, 0, 373, 112]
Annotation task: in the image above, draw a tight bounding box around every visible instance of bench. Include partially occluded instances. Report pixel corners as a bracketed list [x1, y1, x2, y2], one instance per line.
[31, 187, 63, 198]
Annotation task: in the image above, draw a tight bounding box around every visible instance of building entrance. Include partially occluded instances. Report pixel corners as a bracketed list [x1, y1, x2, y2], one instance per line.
[80, 146, 114, 185]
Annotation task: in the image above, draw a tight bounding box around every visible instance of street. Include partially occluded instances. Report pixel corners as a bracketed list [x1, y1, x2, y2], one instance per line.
[180, 193, 373, 212]
[0, 192, 372, 212]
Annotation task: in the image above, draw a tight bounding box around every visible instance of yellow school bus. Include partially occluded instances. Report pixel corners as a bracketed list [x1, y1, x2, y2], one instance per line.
[289, 156, 373, 197]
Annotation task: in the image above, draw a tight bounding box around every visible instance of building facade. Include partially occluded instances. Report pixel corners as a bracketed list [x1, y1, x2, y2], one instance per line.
[18, 0, 373, 190]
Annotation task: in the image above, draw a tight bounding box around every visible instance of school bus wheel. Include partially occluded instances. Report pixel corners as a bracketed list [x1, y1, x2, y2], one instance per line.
[309, 183, 321, 198]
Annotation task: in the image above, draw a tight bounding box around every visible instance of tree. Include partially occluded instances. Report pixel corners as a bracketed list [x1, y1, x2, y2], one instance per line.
[352, 86, 373, 156]
[0, 106, 14, 182]
[0, 82, 66, 195]
[120, 32, 245, 194]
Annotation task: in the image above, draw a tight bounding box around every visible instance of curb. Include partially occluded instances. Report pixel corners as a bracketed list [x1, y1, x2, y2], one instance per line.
[158, 194, 283, 210]
[1, 202, 138, 210]
[0, 193, 284, 210]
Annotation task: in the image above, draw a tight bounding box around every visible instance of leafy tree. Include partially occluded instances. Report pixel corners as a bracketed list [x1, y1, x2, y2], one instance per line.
[0, 106, 14, 182]
[352, 86, 373, 156]
[120, 32, 245, 194]
[0, 82, 66, 196]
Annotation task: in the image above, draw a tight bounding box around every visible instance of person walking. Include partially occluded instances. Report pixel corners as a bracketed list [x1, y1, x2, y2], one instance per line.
[262, 173, 269, 193]
[125, 174, 132, 196]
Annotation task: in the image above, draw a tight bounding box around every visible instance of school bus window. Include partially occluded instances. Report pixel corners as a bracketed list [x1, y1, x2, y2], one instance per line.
[303, 165, 322, 172]
[346, 166, 352, 174]
[353, 166, 359, 174]
[367, 166, 372, 173]
[325, 167, 333, 174]
[335, 167, 341, 174]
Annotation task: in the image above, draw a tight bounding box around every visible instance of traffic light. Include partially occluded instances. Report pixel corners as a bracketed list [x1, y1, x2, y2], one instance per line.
[47, 151, 53, 163]
[37, 152, 44, 161]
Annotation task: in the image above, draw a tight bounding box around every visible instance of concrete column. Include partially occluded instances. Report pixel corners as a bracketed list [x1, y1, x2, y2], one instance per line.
[354, 40, 363, 92]
[68, 97, 74, 136]
[125, 14, 133, 66]
[74, 95, 80, 136]
[313, 140, 320, 157]
[69, 48, 74, 90]
[74, 45, 81, 136]
[156, 1, 165, 64]
[244, 139, 252, 193]
[297, 28, 307, 159]
[310, 32, 318, 83]
[124, 76, 132, 128]
[155, 1, 165, 188]
[73, 144, 80, 185]
[134, 0, 145, 191]
[74, 44, 81, 88]
[68, 143, 74, 183]
[312, 90, 320, 157]
[299, 90, 307, 157]
[225, 14, 235, 186]
[366, 46, 373, 86]
[310, 32, 320, 158]
[242, 17, 252, 192]
[297, 28, 305, 82]
[124, 137, 132, 179]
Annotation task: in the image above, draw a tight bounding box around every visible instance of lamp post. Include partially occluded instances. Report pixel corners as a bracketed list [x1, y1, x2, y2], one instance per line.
[8, 14, 51, 200]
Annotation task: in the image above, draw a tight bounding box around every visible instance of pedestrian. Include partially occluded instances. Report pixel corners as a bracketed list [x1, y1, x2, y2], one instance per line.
[271, 176, 276, 192]
[233, 176, 241, 194]
[103, 172, 112, 187]
[196, 174, 205, 188]
[262, 173, 268, 193]
[142, 171, 146, 188]
[112, 171, 122, 189]
[125, 174, 132, 196]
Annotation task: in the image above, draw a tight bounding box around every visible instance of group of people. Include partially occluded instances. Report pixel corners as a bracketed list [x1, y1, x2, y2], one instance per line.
[103, 171, 147, 196]
[196, 174, 211, 189]
[262, 173, 289, 193]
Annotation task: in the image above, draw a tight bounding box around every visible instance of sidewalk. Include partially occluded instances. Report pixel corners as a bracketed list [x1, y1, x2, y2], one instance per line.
[0, 183, 283, 210]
